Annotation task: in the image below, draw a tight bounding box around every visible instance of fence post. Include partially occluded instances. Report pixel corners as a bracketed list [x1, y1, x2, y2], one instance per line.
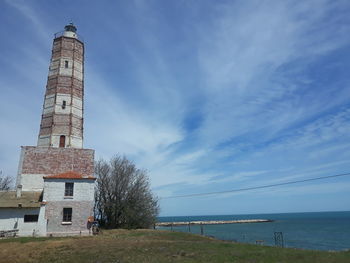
[200, 223, 204, 235]
[171, 223, 173, 231]
[188, 222, 191, 233]
[274, 232, 284, 248]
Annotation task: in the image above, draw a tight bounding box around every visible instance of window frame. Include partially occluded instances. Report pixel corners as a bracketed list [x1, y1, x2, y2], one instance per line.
[62, 207, 72, 223]
[64, 182, 74, 197]
[24, 214, 39, 223]
[64, 60, 69, 68]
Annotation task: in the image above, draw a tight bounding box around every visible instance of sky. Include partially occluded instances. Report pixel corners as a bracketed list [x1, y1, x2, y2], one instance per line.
[0, 0, 350, 216]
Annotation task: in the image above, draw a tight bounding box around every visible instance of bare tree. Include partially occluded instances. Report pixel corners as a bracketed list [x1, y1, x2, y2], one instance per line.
[94, 156, 159, 229]
[0, 171, 13, 191]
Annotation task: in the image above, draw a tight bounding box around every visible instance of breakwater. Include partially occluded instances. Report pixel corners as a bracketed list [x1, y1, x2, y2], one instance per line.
[156, 219, 273, 227]
[158, 212, 350, 250]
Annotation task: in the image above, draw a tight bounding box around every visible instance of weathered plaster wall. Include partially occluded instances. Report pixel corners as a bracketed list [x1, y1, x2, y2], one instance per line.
[43, 179, 95, 202]
[45, 201, 93, 236]
[0, 207, 47, 236]
[43, 179, 95, 235]
[20, 174, 45, 191]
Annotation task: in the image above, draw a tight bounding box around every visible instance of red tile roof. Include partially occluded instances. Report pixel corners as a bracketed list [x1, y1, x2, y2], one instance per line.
[43, 171, 96, 180]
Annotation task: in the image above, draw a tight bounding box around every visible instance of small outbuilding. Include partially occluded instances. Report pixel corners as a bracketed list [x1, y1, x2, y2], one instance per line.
[0, 190, 46, 236]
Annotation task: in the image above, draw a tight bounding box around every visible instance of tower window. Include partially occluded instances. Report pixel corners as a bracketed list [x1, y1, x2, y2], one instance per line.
[62, 208, 72, 222]
[64, 60, 69, 68]
[59, 135, 66, 148]
[62, 100, 66, 109]
[65, 182, 74, 197]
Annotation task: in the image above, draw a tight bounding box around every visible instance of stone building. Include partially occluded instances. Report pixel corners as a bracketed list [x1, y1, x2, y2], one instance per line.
[0, 24, 95, 236]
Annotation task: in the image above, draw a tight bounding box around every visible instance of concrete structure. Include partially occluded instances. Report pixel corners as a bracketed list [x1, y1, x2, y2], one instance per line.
[0, 191, 45, 236]
[0, 24, 95, 237]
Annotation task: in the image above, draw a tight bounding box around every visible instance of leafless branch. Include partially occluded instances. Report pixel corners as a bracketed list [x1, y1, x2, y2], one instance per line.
[94, 156, 159, 229]
[0, 171, 13, 191]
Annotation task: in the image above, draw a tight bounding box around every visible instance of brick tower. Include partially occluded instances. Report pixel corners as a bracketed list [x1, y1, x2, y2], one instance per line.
[3, 24, 96, 237]
[16, 24, 94, 192]
[38, 23, 84, 149]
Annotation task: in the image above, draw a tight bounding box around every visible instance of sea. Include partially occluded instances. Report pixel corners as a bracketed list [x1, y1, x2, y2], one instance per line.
[157, 211, 350, 251]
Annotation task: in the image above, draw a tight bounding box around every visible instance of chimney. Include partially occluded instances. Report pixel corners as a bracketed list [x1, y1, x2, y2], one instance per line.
[16, 185, 22, 198]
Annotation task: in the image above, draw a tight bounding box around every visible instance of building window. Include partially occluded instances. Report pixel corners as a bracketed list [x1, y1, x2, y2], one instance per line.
[24, 214, 39, 222]
[64, 60, 69, 68]
[65, 182, 74, 197]
[62, 208, 72, 222]
[62, 100, 66, 109]
[59, 135, 65, 148]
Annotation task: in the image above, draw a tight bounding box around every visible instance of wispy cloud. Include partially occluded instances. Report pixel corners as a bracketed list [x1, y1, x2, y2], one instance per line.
[5, 0, 51, 43]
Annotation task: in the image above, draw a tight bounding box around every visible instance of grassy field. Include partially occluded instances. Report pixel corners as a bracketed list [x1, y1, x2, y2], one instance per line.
[0, 229, 349, 263]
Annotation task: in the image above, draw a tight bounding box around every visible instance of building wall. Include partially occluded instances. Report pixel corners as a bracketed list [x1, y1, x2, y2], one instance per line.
[43, 179, 95, 201]
[14, 146, 95, 236]
[17, 146, 94, 191]
[43, 179, 95, 236]
[41, 94, 83, 118]
[20, 174, 45, 191]
[0, 207, 47, 236]
[45, 201, 93, 236]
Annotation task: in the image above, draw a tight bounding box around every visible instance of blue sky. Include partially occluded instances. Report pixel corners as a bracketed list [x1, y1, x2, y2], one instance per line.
[1, 0, 350, 216]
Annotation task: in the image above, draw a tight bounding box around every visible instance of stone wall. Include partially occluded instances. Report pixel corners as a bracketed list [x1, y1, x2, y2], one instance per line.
[18, 146, 94, 191]
[45, 200, 93, 235]
[44, 179, 95, 235]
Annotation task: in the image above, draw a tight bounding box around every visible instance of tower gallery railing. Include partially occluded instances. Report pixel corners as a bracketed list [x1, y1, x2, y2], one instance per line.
[54, 31, 84, 42]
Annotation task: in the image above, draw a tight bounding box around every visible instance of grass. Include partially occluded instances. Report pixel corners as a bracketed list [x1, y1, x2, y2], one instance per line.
[0, 229, 349, 263]
[0, 236, 64, 244]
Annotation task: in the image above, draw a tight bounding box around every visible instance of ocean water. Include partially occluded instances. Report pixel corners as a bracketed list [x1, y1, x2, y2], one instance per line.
[157, 211, 350, 251]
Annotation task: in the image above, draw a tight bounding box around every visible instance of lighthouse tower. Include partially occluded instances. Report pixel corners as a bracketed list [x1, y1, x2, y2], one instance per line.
[38, 23, 84, 149]
[10, 24, 95, 236]
[16, 24, 94, 192]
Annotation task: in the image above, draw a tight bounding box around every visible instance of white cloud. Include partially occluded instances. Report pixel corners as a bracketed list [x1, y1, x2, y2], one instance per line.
[194, 0, 350, 148]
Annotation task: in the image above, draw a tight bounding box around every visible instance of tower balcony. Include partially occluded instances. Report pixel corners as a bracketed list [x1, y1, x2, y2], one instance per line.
[54, 23, 84, 42]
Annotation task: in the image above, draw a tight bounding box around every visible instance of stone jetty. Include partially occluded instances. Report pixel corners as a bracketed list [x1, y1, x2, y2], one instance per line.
[156, 219, 273, 227]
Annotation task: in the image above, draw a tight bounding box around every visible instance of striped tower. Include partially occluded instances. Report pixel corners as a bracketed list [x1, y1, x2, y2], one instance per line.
[38, 23, 84, 148]
[16, 24, 94, 193]
[12, 24, 95, 236]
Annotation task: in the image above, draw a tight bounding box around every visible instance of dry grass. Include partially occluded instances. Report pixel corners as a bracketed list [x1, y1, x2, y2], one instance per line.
[0, 229, 349, 263]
